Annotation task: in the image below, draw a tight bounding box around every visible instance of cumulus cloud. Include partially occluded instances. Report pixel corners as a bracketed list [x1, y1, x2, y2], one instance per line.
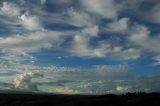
[71, 25, 103, 57]
[81, 0, 118, 19]
[66, 10, 141, 59]
[129, 24, 160, 64]
[14, 72, 38, 91]
[70, 25, 131, 58]
[115, 48, 141, 60]
[0, 1, 44, 32]
[72, 34, 113, 58]
[0, 31, 63, 53]
[129, 24, 149, 44]
[116, 85, 132, 93]
[18, 12, 42, 31]
[106, 18, 130, 33]
[0, 2, 20, 17]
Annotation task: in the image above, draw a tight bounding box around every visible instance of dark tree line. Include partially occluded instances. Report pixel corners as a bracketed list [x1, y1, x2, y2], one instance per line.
[0, 92, 159, 106]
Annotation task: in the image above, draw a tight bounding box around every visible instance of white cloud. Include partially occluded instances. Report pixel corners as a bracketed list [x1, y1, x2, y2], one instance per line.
[67, 8, 94, 27]
[72, 30, 141, 59]
[115, 48, 141, 60]
[0, 1, 44, 32]
[0, 31, 63, 53]
[116, 85, 132, 93]
[40, 0, 46, 5]
[14, 72, 38, 91]
[129, 24, 149, 44]
[0, 1, 142, 60]
[129, 24, 160, 64]
[0, 2, 20, 17]
[106, 18, 129, 33]
[81, 0, 118, 19]
[18, 12, 42, 31]
[71, 25, 104, 57]
[82, 25, 99, 37]
[70, 25, 129, 58]
[152, 55, 160, 65]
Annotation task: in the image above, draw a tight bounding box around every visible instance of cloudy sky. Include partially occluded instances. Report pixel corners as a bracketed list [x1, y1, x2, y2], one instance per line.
[0, 0, 160, 94]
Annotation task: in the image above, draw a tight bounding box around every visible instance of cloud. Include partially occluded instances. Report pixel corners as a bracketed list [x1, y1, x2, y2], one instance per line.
[0, 2, 20, 17]
[0, 0, 160, 94]
[67, 8, 95, 27]
[114, 75, 160, 93]
[79, 80, 111, 94]
[116, 85, 132, 93]
[81, 0, 118, 19]
[13, 72, 39, 91]
[2, 54, 159, 94]
[137, 75, 160, 92]
[129, 24, 149, 44]
[129, 24, 160, 64]
[39, 64, 128, 83]
[0, 52, 35, 66]
[119, 0, 160, 24]
[0, 1, 44, 33]
[70, 25, 124, 58]
[40, 0, 46, 5]
[18, 12, 42, 31]
[0, 1, 145, 60]
[1, 62, 131, 94]
[134, 1, 160, 24]
[72, 29, 141, 59]
[152, 55, 160, 65]
[114, 48, 141, 60]
[48, 87, 80, 94]
[0, 62, 128, 93]
[0, 31, 63, 53]
[147, 4, 160, 23]
[71, 25, 104, 57]
[106, 18, 130, 33]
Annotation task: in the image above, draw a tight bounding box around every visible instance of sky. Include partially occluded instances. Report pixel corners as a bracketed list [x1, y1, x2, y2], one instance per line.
[0, 0, 160, 94]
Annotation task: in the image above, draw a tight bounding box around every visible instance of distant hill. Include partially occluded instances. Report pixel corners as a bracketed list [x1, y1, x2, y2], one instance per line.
[0, 92, 160, 106]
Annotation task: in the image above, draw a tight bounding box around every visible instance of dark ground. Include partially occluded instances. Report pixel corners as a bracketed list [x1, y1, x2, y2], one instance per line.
[0, 92, 160, 106]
